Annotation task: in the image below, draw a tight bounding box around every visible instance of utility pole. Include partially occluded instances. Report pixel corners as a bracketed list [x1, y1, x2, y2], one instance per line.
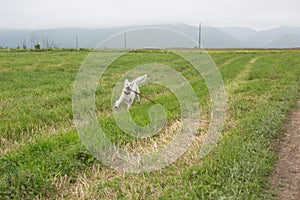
[76, 36, 78, 49]
[124, 32, 127, 49]
[198, 22, 202, 48]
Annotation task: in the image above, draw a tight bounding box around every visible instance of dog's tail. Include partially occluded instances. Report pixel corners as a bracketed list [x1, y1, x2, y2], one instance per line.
[133, 74, 147, 84]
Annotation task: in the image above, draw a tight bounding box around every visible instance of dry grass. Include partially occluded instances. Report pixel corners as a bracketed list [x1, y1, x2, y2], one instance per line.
[0, 125, 72, 154]
[53, 116, 210, 199]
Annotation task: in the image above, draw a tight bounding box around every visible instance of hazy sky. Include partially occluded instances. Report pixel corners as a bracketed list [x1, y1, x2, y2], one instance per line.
[1, 0, 299, 30]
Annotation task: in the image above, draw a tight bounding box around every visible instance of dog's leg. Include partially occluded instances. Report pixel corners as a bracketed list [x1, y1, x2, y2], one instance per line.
[136, 88, 141, 104]
[115, 99, 121, 108]
[137, 94, 140, 104]
[115, 93, 125, 108]
[127, 98, 133, 110]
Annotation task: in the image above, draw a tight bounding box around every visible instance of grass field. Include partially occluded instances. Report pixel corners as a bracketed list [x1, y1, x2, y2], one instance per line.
[0, 49, 300, 199]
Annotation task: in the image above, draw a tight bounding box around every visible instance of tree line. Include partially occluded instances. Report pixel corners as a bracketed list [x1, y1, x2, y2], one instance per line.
[20, 35, 57, 49]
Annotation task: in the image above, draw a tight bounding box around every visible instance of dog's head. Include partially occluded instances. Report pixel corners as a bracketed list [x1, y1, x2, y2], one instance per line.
[124, 79, 133, 90]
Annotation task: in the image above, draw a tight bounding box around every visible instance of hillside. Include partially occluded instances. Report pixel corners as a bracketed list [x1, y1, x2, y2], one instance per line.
[0, 24, 300, 48]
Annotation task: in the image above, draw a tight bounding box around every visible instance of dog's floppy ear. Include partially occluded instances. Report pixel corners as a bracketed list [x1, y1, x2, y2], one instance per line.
[124, 79, 129, 83]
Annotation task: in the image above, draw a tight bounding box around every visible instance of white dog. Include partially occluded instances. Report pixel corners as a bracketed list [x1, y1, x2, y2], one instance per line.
[114, 75, 147, 109]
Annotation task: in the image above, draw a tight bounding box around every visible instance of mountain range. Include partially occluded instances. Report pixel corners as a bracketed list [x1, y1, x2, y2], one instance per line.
[0, 24, 300, 49]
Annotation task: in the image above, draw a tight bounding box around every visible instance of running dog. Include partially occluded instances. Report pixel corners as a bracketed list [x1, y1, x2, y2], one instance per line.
[114, 75, 147, 109]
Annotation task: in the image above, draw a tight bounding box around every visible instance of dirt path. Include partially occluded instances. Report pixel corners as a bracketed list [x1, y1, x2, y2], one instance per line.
[271, 99, 300, 200]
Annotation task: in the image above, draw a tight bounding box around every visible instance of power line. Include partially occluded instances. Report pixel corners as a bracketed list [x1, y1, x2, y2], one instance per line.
[76, 36, 78, 49]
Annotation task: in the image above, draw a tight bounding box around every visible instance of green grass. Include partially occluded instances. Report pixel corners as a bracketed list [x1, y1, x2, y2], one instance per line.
[0, 49, 300, 199]
[0, 51, 88, 140]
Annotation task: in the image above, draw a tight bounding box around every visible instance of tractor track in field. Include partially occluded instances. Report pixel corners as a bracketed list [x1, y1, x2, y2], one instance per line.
[230, 56, 300, 199]
[219, 56, 243, 68]
[271, 99, 300, 200]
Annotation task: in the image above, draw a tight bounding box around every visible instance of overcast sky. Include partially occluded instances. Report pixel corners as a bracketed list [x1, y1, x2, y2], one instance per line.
[1, 0, 299, 30]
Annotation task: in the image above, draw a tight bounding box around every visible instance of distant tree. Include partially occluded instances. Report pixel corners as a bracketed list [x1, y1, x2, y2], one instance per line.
[22, 39, 27, 49]
[46, 36, 49, 48]
[31, 35, 39, 49]
[34, 43, 40, 50]
[42, 36, 56, 49]
[30, 35, 34, 48]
